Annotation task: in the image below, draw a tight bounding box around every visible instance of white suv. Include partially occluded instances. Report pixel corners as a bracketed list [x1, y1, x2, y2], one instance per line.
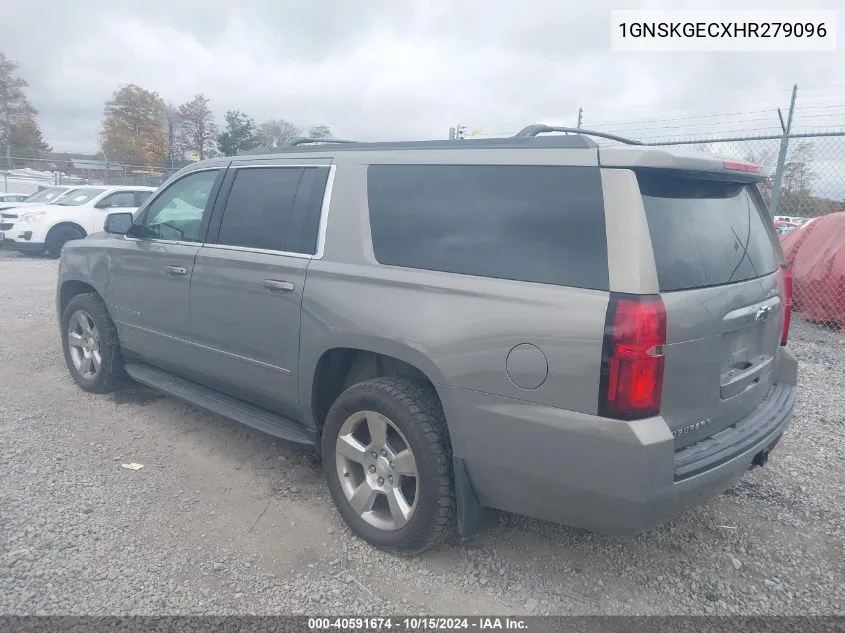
[3, 185, 156, 257]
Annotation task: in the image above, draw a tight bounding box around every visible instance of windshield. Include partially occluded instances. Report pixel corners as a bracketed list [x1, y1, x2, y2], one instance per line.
[55, 188, 107, 206]
[23, 187, 70, 204]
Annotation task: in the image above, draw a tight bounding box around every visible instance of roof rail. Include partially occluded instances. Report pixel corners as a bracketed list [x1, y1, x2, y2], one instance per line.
[287, 137, 357, 146]
[513, 124, 643, 146]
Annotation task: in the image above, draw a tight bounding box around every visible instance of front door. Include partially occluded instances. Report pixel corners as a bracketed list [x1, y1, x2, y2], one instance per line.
[105, 168, 226, 371]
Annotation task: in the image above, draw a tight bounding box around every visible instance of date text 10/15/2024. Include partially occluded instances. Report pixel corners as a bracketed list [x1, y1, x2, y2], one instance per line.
[308, 617, 530, 630]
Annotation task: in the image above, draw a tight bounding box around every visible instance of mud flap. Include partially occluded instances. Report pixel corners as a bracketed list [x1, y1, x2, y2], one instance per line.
[454, 457, 500, 539]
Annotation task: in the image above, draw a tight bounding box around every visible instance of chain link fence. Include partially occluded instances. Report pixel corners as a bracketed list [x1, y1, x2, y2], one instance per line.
[1, 156, 180, 194]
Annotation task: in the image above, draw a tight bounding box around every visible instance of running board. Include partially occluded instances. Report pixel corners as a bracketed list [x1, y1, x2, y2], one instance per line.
[124, 363, 314, 447]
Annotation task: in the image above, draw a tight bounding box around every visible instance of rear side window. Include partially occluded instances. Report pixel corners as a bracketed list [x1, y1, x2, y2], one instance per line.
[367, 164, 608, 290]
[217, 167, 303, 251]
[101, 192, 136, 208]
[283, 167, 331, 255]
[638, 171, 779, 292]
[136, 191, 154, 206]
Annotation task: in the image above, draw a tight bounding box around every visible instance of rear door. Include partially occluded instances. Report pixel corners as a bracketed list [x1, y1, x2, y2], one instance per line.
[637, 170, 785, 448]
[186, 163, 332, 418]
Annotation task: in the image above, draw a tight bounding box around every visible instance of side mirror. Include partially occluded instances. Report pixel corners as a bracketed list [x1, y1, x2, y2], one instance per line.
[103, 212, 135, 235]
[94, 200, 111, 209]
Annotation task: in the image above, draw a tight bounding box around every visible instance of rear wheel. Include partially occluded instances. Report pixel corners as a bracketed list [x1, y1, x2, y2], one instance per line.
[322, 376, 455, 555]
[46, 225, 85, 258]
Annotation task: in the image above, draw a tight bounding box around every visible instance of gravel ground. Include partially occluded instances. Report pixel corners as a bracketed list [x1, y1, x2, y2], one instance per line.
[0, 249, 843, 616]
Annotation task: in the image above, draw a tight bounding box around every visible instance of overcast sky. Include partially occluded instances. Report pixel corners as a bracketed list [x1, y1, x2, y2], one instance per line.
[1, 0, 843, 155]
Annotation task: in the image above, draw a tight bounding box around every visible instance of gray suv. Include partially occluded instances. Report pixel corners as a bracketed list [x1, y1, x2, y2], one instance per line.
[56, 126, 797, 554]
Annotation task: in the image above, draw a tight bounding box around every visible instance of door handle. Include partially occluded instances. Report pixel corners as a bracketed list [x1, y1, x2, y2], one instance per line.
[263, 279, 295, 292]
[164, 265, 188, 276]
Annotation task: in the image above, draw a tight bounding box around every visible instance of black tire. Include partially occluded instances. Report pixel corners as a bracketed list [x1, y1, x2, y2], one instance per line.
[46, 225, 85, 258]
[60, 292, 126, 393]
[321, 376, 455, 555]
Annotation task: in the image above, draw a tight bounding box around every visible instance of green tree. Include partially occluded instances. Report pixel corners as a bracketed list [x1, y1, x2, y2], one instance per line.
[101, 84, 167, 165]
[10, 114, 51, 159]
[178, 94, 217, 160]
[257, 119, 300, 147]
[217, 110, 259, 156]
[0, 53, 41, 168]
[308, 124, 332, 139]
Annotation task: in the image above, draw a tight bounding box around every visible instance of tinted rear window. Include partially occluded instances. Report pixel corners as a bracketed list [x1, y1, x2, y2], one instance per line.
[217, 167, 303, 251]
[367, 164, 608, 290]
[638, 171, 779, 292]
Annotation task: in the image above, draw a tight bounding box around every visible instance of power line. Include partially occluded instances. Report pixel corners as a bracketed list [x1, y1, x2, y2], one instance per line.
[584, 85, 845, 122]
[593, 103, 845, 129]
[603, 118, 778, 134]
[589, 104, 845, 136]
[591, 109, 776, 128]
[593, 87, 797, 114]
[634, 128, 845, 143]
[797, 103, 845, 111]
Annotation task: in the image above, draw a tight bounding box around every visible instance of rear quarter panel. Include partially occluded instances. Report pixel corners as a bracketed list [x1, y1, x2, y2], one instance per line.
[299, 156, 609, 452]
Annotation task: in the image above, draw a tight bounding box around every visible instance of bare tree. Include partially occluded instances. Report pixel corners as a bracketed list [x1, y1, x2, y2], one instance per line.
[782, 141, 816, 195]
[744, 147, 777, 202]
[178, 94, 218, 160]
[257, 119, 301, 148]
[163, 102, 182, 166]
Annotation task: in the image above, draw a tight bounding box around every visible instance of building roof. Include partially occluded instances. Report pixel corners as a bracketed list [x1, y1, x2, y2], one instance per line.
[69, 159, 123, 172]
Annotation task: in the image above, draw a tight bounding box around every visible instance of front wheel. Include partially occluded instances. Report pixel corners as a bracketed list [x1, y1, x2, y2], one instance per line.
[46, 225, 85, 258]
[322, 376, 455, 555]
[61, 293, 125, 393]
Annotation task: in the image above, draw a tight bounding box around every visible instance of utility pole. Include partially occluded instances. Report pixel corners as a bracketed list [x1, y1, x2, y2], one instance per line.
[2, 95, 9, 193]
[770, 84, 798, 217]
[577, 107, 583, 130]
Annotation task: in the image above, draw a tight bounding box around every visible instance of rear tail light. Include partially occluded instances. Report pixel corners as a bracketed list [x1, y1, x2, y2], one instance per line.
[780, 265, 793, 346]
[598, 294, 667, 420]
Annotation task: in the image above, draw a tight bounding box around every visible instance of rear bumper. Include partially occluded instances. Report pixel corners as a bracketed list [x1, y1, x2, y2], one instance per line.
[445, 347, 797, 535]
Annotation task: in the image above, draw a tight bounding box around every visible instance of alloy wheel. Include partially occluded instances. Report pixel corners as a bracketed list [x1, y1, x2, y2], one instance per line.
[67, 310, 102, 378]
[334, 410, 419, 531]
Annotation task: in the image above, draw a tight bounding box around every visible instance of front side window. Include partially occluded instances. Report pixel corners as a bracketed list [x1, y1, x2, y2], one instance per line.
[141, 170, 220, 242]
[216, 167, 303, 251]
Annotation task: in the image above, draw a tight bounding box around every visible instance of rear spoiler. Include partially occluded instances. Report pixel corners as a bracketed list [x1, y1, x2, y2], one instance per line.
[598, 146, 769, 183]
